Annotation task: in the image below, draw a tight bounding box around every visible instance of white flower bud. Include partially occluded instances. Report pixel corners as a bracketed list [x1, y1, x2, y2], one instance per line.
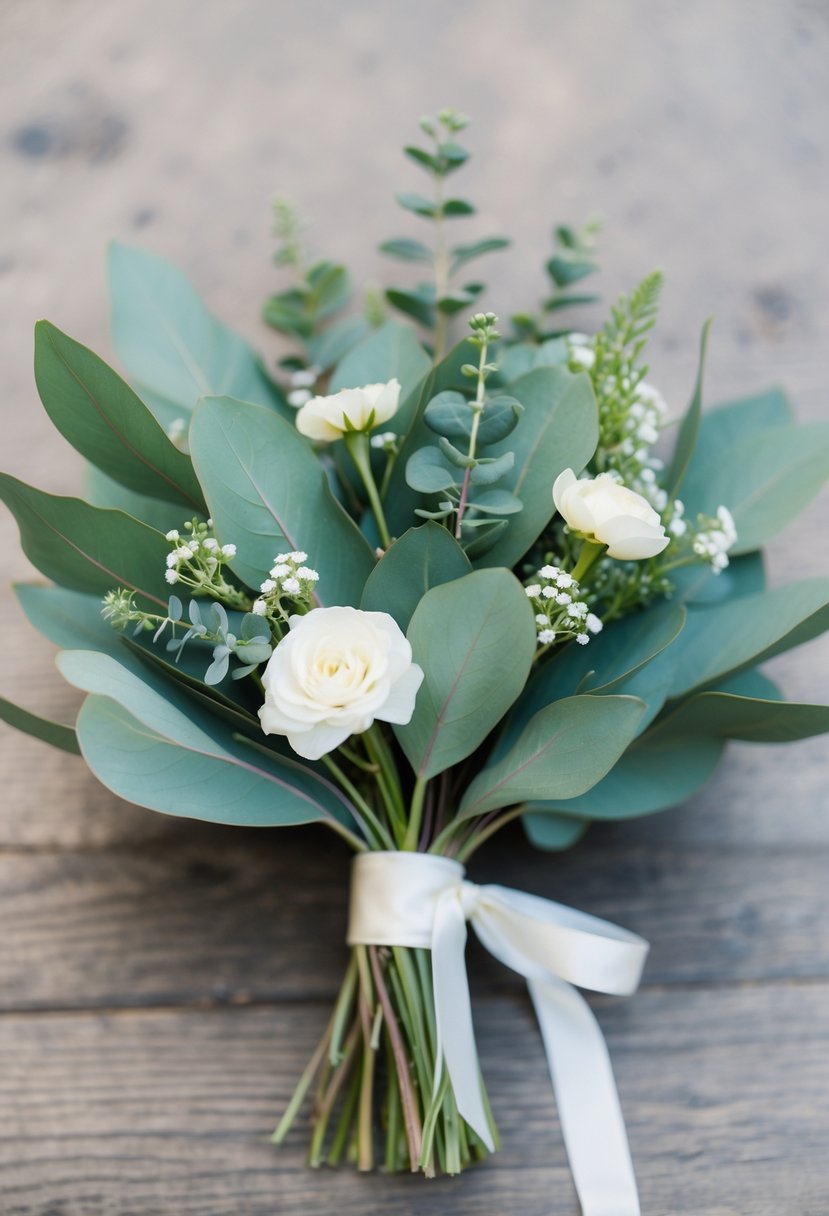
[295, 380, 401, 442]
[552, 468, 670, 561]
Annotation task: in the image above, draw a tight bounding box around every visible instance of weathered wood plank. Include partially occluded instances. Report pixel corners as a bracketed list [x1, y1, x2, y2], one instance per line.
[1, 985, 827, 1215]
[2, 829, 828, 1012]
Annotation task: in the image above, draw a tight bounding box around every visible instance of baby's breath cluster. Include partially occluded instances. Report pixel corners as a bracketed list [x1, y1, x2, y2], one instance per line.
[691, 506, 738, 572]
[252, 550, 320, 620]
[164, 518, 250, 610]
[525, 565, 602, 650]
[286, 365, 320, 409]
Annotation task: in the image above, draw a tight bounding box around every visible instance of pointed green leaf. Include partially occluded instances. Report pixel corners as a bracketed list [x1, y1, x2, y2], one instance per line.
[189, 397, 374, 603]
[109, 242, 284, 427]
[380, 238, 433, 264]
[460, 695, 646, 819]
[0, 695, 80, 754]
[360, 523, 471, 631]
[475, 366, 599, 568]
[449, 237, 510, 275]
[395, 569, 536, 778]
[34, 321, 205, 510]
[0, 475, 169, 609]
[657, 690, 829, 743]
[667, 319, 711, 495]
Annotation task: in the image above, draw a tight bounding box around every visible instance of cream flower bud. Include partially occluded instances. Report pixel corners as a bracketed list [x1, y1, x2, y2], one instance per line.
[258, 606, 424, 761]
[295, 380, 401, 443]
[553, 468, 669, 561]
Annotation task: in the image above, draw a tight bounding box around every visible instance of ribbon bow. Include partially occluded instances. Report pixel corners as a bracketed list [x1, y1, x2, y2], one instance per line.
[348, 851, 649, 1216]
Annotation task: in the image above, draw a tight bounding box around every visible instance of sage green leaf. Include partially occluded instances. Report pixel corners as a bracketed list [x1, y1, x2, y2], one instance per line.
[459, 694, 646, 819]
[15, 583, 127, 654]
[424, 392, 523, 445]
[666, 320, 711, 494]
[470, 489, 523, 515]
[683, 387, 793, 485]
[436, 284, 484, 315]
[307, 315, 371, 371]
[712, 667, 781, 700]
[86, 466, 193, 534]
[61, 651, 354, 827]
[330, 319, 430, 399]
[468, 450, 514, 485]
[383, 340, 474, 532]
[360, 523, 471, 631]
[522, 812, 590, 852]
[670, 550, 766, 605]
[0, 695, 80, 755]
[34, 322, 205, 511]
[442, 199, 476, 217]
[396, 191, 437, 218]
[669, 579, 829, 698]
[496, 339, 568, 384]
[385, 287, 436, 328]
[523, 726, 725, 822]
[189, 397, 374, 604]
[0, 475, 169, 609]
[108, 242, 283, 427]
[449, 236, 510, 275]
[657, 690, 829, 743]
[679, 422, 829, 553]
[395, 568, 536, 778]
[405, 447, 457, 493]
[476, 367, 599, 568]
[499, 600, 686, 760]
[380, 237, 433, 263]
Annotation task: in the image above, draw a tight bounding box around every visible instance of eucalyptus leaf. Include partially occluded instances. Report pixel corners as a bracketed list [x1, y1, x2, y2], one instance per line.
[656, 690, 829, 743]
[34, 322, 205, 511]
[522, 812, 590, 852]
[360, 523, 471, 631]
[330, 320, 431, 398]
[0, 475, 169, 609]
[0, 695, 80, 755]
[189, 397, 374, 604]
[668, 579, 829, 698]
[86, 466, 193, 535]
[109, 242, 284, 426]
[468, 451, 514, 485]
[449, 237, 510, 275]
[475, 367, 599, 568]
[380, 237, 433, 263]
[395, 568, 536, 778]
[666, 320, 711, 495]
[459, 695, 646, 819]
[683, 387, 793, 485]
[385, 288, 436, 328]
[307, 315, 371, 371]
[405, 446, 457, 493]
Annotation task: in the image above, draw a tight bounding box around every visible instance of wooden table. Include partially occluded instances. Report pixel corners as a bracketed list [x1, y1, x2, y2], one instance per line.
[1, 3, 827, 1212]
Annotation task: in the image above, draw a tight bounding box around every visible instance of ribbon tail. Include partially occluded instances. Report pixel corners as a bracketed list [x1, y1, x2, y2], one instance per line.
[431, 889, 495, 1152]
[528, 976, 641, 1216]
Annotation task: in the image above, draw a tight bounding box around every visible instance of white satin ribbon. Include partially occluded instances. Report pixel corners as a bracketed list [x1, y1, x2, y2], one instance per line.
[347, 850, 649, 1216]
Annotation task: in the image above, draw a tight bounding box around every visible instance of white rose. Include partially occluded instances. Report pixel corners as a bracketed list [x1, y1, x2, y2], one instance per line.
[258, 606, 423, 760]
[552, 468, 670, 560]
[295, 380, 401, 443]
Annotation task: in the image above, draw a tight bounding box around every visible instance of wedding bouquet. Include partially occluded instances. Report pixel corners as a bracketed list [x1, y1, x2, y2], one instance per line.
[3, 109, 829, 1212]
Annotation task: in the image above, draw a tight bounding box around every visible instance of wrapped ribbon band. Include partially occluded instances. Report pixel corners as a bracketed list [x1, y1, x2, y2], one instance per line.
[348, 851, 649, 1216]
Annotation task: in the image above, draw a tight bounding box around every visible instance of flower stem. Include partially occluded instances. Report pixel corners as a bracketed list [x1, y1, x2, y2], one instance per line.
[403, 773, 428, 851]
[454, 333, 489, 539]
[322, 753, 395, 851]
[571, 539, 605, 583]
[345, 432, 392, 548]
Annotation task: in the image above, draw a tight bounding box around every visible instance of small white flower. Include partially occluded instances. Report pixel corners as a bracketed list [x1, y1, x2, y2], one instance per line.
[290, 367, 319, 389]
[535, 613, 548, 626]
[586, 613, 603, 634]
[553, 468, 669, 560]
[258, 606, 424, 760]
[260, 579, 277, 593]
[206, 557, 218, 571]
[221, 544, 237, 558]
[271, 563, 290, 578]
[206, 518, 214, 527]
[555, 592, 572, 605]
[164, 569, 179, 584]
[296, 567, 319, 582]
[251, 599, 268, 616]
[165, 530, 180, 542]
[541, 586, 556, 600]
[537, 629, 556, 644]
[274, 553, 291, 565]
[525, 584, 541, 598]
[371, 431, 398, 449]
[287, 389, 312, 408]
[638, 423, 659, 445]
[576, 633, 590, 645]
[173, 545, 194, 561]
[669, 518, 688, 537]
[555, 572, 574, 588]
[539, 564, 559, 579]
[296, 380, 401, 442]
[202, 538, 219, 552]
[289, 551, 308, 563]
[639, 467, 656, 484]
[282, 577, 301, 595]
[166, 553, 178, 569]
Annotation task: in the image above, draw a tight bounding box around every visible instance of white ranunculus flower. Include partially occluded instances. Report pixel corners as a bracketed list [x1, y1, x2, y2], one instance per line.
[258, 606, 423, 760]
[295, 380, 401, 443]
[552, 468, 670, 560]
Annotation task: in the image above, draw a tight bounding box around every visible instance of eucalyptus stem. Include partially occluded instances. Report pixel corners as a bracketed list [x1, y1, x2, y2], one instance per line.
[433, 170, 449, 362]
[404, 774, 428, 851]
[322, 753, 395, 850]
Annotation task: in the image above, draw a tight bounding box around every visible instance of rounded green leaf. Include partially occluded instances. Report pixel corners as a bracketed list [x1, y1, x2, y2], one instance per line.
[360, 523, 471, 631]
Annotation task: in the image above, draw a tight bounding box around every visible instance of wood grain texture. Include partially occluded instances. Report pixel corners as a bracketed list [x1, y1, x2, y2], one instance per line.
[0, 0, 827, 1212]
[1, 987, 827, 1216]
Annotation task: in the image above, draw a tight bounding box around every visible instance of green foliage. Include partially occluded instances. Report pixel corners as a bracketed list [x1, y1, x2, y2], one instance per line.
[395, 568, 536, 778]
[0, 695, 80, 755]
[34, 322, 206, 511]
[0, 475, 170, 609]
[666, 320, 711, 495]
[361, 523, 471, 631]
[109, 242, 284, 426]
[459, 695, 646, 819]
[329, 321, 431, 399]
[189, 397, 374, 604]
